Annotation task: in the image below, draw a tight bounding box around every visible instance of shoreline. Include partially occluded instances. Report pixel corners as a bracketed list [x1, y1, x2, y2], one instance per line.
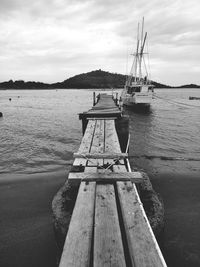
[1, 87, 200, 90]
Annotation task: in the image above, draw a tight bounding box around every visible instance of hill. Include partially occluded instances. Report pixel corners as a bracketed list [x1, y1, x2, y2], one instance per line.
[176, 84, 200, 89]
[52, 69, 170, 89]
[0, 80, 51, 89]
[0, 70, 199, 89]
[52, 70, 125, 88]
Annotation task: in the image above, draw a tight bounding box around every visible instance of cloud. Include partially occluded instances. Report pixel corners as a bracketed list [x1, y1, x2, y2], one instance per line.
[0, 0, 200, 85]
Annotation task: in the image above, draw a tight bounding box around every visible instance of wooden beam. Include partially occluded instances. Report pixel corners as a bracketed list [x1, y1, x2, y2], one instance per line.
[94, 184, 126, 267]
[86, 117, 118, 120]
[68, 171, 144, 184]
[73, 152, 128, 159]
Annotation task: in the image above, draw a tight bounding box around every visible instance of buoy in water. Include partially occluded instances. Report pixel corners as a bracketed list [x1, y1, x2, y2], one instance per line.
[9, 98, 11, 101]
[0, 112, 3, 117]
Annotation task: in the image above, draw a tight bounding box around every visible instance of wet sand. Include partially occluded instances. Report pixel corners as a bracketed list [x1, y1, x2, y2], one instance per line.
[0, 171, 67, 267]
[151, 173, 200, 267]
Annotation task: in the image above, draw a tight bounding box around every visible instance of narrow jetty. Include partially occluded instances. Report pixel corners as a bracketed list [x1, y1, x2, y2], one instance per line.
[58, 93, 167, 267]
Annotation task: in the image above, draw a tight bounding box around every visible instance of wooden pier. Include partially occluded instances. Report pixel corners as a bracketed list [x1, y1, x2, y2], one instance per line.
[59, 94, 167, 267]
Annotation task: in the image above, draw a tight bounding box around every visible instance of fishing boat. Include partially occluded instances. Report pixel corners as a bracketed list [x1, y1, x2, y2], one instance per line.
[121, 18, 154, 110]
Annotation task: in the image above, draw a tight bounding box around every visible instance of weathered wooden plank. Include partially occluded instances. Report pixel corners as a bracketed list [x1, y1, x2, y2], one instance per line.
[83, 116, 126, 265]
[73, 120, 96, 166]
[59, 180, 96, 267]
[104, 119, 125, 167]
[115, 165, 167, 267]
[104, 119, 121, 153]
[87, 117, 117, 120]
[74, 152, 128, 159]
[94, 184, 126, 267]
[68, 171, 144, 184]
[92, 105, 118, 109]
[88, 119, 105, 166]
[88, 109, 120, 113]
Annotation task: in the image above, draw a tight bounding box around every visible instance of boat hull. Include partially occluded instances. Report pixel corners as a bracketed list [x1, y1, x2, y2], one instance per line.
[123, 102, 151, 112]
[122, 91, 152, 104]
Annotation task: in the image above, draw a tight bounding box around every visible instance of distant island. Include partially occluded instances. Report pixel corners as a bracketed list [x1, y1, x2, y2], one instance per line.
[0, 69, 199, 89]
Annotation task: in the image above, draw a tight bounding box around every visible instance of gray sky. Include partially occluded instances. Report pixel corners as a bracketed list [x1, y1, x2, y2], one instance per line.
[0, 0, 199, 85]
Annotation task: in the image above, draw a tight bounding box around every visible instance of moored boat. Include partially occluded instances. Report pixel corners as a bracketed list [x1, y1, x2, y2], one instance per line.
[121, 18, 154, 110]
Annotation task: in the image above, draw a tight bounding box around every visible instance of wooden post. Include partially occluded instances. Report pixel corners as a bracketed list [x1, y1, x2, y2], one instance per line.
[82, 117, 88, 135]
[116, 92, 118, 105]
[93, 92, 96, 106]
[115, 116, 129, 152]
[97, 93, 100, 103]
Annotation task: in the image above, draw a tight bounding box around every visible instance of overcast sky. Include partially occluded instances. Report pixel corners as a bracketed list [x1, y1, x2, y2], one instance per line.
[0, 0, 200, 85]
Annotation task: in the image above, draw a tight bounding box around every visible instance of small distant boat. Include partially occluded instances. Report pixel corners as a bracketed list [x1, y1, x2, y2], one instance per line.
[121, 18, 154, 110]
[189, 96, 200, 100]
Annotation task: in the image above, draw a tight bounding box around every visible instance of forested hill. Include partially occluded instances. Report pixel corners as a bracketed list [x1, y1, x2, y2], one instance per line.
[0, 69, 198, 89]
[53, 70, 125, 88]
[52, 69, 170, 89]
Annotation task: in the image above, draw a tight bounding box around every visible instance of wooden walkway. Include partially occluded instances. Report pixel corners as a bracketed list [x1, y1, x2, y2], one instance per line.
[80, 93, 122, 118]
[59, 94, 167, 267]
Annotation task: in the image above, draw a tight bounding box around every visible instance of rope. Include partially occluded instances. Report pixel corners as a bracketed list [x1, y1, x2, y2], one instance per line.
[78, 153, 125, 170]
[154, 94, 200, 109]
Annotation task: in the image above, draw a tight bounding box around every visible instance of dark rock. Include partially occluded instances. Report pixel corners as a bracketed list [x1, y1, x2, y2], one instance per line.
[52, 179, 79, 255]
[136, 172, 165, 239]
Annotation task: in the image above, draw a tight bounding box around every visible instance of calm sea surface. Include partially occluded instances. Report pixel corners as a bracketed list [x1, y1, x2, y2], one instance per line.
[0, 88, 199, 176]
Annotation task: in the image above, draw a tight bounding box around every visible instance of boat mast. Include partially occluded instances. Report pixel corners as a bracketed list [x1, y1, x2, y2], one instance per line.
[134, 22, 140, 83]
[139, 17, 144, 83]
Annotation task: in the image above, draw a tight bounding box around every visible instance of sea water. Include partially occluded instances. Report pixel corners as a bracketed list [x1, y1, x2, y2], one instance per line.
[0, 88, 200, 267]
[0, 88, 199, 176]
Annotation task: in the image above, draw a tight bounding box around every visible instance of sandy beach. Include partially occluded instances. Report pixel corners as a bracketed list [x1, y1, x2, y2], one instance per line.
[0, 171, 67, 267]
